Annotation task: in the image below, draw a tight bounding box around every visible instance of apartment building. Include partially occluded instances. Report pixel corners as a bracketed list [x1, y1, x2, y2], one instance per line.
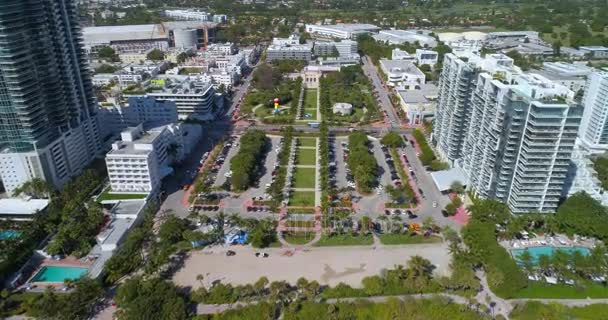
[460, 73, 581, 213]
[266, 44, 312, 62]
[0, 0, 102, 195]
[435, 53, 582, 213]
[105, 123, 201, 193]
[99, 97, 179, 138]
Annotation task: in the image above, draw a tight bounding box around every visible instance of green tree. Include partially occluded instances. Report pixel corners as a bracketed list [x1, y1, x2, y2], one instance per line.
[115, 277, 187, 320]
[519, 249, 534, 275]
[95, 64, 118, 74]
[146, 49, 165, 61]
[450, 181, 465, 194]
[444, 203, 457, 216]
[159, 215, 189, 244]
[97, 46, 118, 61]
[381, 132, 404, 148]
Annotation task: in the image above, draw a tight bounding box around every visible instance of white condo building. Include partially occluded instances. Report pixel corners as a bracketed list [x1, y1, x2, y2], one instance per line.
[105, 123, 201, 193]
[99, 97, 179, 139]
[434, 53, 582, 213]
[577, 72, 608, 153]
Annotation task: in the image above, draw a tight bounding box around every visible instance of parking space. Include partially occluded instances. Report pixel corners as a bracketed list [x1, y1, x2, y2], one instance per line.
[213, 136, 241, 187]
[331, 136, 350, 190]
[370, 139, 392, 189]
[248, 136, 282, 199]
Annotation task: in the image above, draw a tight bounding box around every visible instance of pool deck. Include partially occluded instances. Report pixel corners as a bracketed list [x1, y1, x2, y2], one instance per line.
[499, 234, 597, 253]
[19, 257, 92, 291]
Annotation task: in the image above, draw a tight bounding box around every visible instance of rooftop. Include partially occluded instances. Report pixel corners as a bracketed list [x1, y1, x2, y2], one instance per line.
[83, 21, 217, 45]
[379, 59, 424, 76]
[397, 84, 439, 104]
[430, 168, 467, 192]
[308, 23, 379, 32]
[0, 198, 50, 216]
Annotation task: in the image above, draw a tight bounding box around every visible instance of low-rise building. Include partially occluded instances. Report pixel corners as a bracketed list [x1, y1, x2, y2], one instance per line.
[0, 198, 50, 221]
[372, 29, 437, 47]
[99, 96, 179, 139]
[305, 23, 380, 40]
[533, 62, 593, 93]
[105, 123, 201, 194]
[392, 48, 415, 61]
[317, 55, 360, 67]
[396, 84, 438, 125]
[379, 59, 425, 90]
[579, 46, 608, 58]
[272, 35, 300, 46]
[415, 49, 438, 66]
[313, 40, 358, 57]
[129, 75, 221, 120]
[332, 103, 353, 116]
[266, 44, 312, 62]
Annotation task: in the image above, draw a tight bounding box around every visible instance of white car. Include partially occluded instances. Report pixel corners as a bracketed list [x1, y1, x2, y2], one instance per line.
[432, 201, 437, 208]
[224, 171, 233, 178]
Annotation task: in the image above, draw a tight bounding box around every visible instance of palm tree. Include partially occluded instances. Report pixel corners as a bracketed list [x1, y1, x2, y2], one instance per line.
[538, 254, 551, 274]
[519, 249, 534, 275]
[296, 277, 309, 296]
[377, 215, 388, 233]
[422, 216, 436, 231]
[196, 274, 205, 287]
[408, 255, 433, 278]
[254, 276, 269, 298]
[391, 215, 402, 234]
[307, 280, 320, 298]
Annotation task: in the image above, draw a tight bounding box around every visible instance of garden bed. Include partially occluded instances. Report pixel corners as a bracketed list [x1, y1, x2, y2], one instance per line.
[314, 234, 373, 246]
[378, 234, 442, 245]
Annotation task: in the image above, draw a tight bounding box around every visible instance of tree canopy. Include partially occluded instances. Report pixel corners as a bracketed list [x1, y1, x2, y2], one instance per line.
[380, 132, 404, 148]
[115, 277, 188, 320]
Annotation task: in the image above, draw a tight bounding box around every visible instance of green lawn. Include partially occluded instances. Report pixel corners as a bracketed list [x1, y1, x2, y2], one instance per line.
[293, 167, 316, 188]
[302, 109, 318, 120]
[378, 234, 442, 245]
[298, 138, 317, 147]
[283, 231, 316, 245]
[285, 220, 316, 228]
[304, 89, 317, 109]
[289, 191, 316, 207]
[288, 208, 316, 214]
[314, 234, 374, 246]
[296, 148, 316, 166]
[98, 189, 148, 202]
[515, 281, 608, 299]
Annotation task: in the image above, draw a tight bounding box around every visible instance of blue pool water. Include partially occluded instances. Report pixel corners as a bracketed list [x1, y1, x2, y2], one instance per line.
[0, 230, 22, 240]
[30, 266, 88, 283]
[511, 246, 590, 265]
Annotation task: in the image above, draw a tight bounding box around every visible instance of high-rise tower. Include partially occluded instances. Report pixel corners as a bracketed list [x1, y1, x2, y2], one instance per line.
[0, 0, 101, 194]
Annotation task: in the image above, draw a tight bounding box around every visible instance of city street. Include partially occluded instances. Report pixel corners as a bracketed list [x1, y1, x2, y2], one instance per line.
[362, 55, 401, 128]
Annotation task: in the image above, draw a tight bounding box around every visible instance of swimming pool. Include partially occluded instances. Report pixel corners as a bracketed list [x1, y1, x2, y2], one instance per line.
[30, 266, 88, 283]
[0, 230, 22, 240]
[511, 246, 591, 265]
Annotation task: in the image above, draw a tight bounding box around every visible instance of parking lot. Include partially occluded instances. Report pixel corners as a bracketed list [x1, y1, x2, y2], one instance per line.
[370, 138, 393, 189]
[213, 136, 241, 188]
[330, 136, 350, 190]
[246, 136, 282, 199]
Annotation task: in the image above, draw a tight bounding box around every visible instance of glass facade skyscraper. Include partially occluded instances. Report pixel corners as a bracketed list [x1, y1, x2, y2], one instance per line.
[0, 0, 101, 194]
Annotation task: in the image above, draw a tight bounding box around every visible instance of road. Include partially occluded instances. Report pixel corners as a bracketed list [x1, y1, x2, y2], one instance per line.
[248, 124, 411, 134]
[399, 135, 460, 230]
[361, 55, 401, 128]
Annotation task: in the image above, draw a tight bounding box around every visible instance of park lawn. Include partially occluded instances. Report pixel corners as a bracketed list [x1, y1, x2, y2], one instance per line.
[302, 109, 318, 120]
[288, 209, 316, 214]
[514, 281, 608, 299]
[289, 191, 316, 207]
[304, 89, 318, 109]
[285, 220, 316, 228]
[379, 234, 442, 245]
[293, 167, 316, 188]
[296, 148, 317, 166]
[314, 234, 374, 247]
[298, 138, 317, 147]
[283, 232, 316, 245]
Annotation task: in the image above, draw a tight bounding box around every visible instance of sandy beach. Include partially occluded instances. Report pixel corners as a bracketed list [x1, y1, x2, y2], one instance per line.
[172, 243, 450, 288]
